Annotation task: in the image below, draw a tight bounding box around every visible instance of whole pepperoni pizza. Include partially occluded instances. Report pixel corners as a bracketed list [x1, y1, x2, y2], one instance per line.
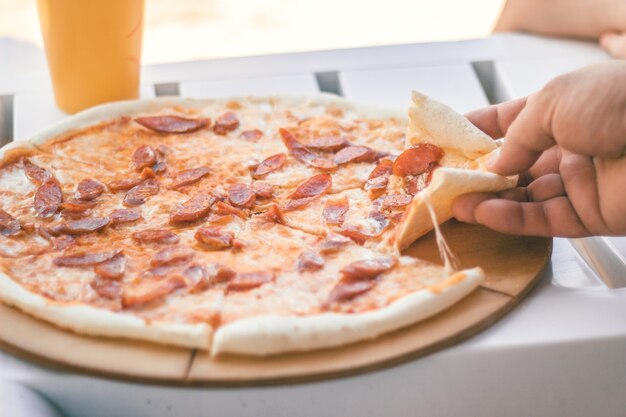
[0, 92, 514, 356]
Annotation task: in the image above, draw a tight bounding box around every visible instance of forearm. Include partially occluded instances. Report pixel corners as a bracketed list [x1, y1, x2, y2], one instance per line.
[495, 0, 626, 39]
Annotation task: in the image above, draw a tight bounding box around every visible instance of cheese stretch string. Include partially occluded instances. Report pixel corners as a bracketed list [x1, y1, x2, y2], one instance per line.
[420, 191, 460, 275]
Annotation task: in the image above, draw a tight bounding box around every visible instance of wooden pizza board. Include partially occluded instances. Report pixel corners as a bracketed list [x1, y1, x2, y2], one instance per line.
[0, 221, 551, 386]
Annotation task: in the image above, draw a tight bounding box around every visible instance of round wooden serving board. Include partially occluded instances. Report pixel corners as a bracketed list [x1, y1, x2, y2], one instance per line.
[0, 221, 551, 386]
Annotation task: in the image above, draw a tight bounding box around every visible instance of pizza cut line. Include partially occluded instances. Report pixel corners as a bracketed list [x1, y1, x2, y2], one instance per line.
[0, 92, 515, 356]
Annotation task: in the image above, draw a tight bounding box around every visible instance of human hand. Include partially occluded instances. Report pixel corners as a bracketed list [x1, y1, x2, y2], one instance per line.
[453, 61, 626, 237]
[600, 32, 626, 58]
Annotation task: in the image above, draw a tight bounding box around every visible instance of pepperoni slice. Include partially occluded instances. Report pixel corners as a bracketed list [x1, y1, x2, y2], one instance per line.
[283, 196, 318, 211]
[340, 256, 396, 280]
[333, 146, 378, 165]
[123, 179, 159, 206]
[213, 112, 240, 135]
[75, 178, 106, 201]
[227, 271, 274, 292]
[264, 204, 285, 224]
[213, 201, 246, 218]
[94, 254, 126, 280]
[338, 227, 372, 245]
[374, 194, 413, 209]
[368, 158, 394, 180]
[169, 167, 211, 188]
[58, 217, 110, 235]
[37, 226, 54, 241]
[181, 265, 210, 286]
[303, 136, 348, 151]
[184, 265, 212, 294]
[253, 153, 286, 178]
[252, 181, 274, 199]
[135, 115, 209, 134]
[141, 264, 180, 279]
[156, 144, 173, 156]
[227, 183, 256, 208]
[364, 176, 389, 191]
[338, 218, 389, 244]
[151, 245, 195, 266]
[51, 235, 75, 251]
[405, 163, 438, 195]
[53, 249, 121, 267]
[240, 129, 263, 141]
[206, 213, 234, 224]
[169, 193, 215, 223]
[392, 144, 443, 177]
[277, 128, 305, 151]
[140, 167, 156, 180]
[60, 199, 97, 213]
[365, 159, 394, 191]
[288, 173, 332, 200]
[107, 177, 143, 191]
[34, 180, 63, 218]
[303, 155, 337, 171]
[318, 232, 352, 253]
[405, 176, 419, 195]
[297, 249, 324, 272]
[109, 208, 142, 225]
[91, 278, 122, 300]
[60, 209, 92, 220]
[0, 208, 21, 236]
[20, 222, 35, 233]
[122, 275, 187, 308]
[279, 128, 337, 171]
[23, 159, 53, 185]
[131, 229, 179, 244]
[323, 197, 348, 225]
[213, 265, 236, 283]
[130, 145, 157, 171]
[194, 227, 234, 250]
[324, 280, 375, 307]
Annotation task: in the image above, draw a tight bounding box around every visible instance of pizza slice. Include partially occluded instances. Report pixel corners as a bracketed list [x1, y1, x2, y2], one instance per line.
[394, 91, 517, 250]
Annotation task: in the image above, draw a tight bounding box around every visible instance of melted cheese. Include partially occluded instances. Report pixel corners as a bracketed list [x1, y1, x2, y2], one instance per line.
[421, 191, 459, 275]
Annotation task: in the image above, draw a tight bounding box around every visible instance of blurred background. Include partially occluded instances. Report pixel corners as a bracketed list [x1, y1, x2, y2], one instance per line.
[0, 0, 504, 64]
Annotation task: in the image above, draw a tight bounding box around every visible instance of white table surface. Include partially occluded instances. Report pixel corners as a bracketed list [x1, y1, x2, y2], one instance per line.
[1, 33, 625, 417]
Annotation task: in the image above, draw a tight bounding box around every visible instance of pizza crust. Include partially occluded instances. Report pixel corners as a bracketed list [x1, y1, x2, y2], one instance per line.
[27, 94, 406, 148]
[407, 91, 496, 159]
[212, 268, 483, 356]
[0, 271, 212, 349]
[0, 141, 39, 167]
[395, 167, 517, 250]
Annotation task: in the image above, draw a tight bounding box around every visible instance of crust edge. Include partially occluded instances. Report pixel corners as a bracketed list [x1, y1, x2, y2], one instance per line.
[212, 268, 483, 356]
[0, 271, 212, 349]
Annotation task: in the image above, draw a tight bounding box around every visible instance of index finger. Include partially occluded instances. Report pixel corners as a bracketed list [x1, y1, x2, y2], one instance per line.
[489, 92, 557, 176]
[465, 97, 528, 139]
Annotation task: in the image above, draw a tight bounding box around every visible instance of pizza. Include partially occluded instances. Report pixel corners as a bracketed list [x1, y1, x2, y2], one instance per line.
[0, 92, 514, 356]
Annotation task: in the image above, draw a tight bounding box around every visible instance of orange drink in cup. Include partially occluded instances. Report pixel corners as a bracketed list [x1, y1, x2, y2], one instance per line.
[36, 0, 144, 114]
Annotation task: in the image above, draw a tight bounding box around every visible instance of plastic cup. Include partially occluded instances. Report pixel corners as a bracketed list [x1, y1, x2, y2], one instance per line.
[36, 0, 145, 114]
